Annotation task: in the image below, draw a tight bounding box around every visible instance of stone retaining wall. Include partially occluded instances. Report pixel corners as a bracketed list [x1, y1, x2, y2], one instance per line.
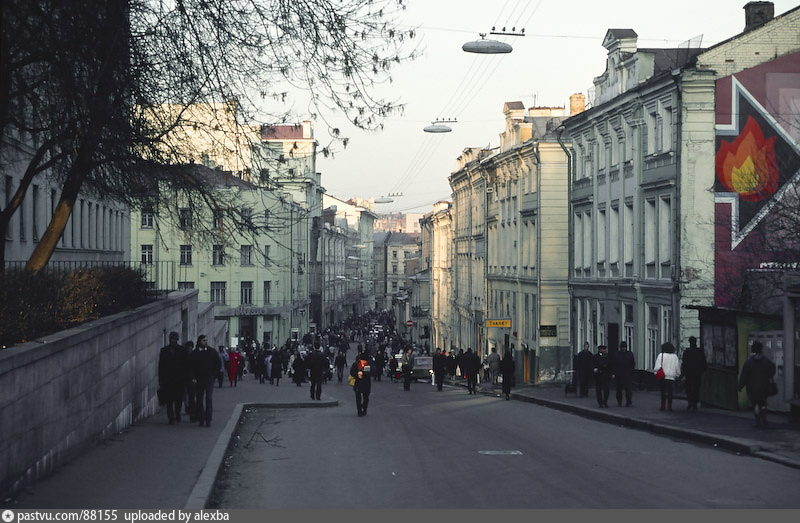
[0, 290, 225, 500]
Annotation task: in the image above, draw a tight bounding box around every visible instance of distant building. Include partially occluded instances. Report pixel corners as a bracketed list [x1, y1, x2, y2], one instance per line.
[374, 212, 424, 233]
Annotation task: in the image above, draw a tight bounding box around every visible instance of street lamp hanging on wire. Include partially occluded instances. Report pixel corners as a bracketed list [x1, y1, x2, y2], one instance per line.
[423, 118, 457, 133]
[462, 27, 524, 54]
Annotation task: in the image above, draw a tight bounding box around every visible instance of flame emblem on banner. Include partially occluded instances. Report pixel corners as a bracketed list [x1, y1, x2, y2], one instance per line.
[716, 116, 779, 201]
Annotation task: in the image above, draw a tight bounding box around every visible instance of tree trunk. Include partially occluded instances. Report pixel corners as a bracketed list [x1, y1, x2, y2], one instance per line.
[25, 159, 89, 274]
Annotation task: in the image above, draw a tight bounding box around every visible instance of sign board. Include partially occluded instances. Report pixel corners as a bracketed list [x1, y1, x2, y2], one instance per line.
[406, 320, 414, 327]
[485, 319, 512, 328]
[539, 325, 558, 338]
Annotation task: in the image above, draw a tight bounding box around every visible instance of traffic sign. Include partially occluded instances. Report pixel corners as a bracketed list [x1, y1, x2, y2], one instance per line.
[406, 320, 414, 327]
[485, 319, 511, 328]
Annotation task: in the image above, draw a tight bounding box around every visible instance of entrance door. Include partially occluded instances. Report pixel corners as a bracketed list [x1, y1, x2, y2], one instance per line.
[239, 317, 256, 340]
[607, 323, 620, 357]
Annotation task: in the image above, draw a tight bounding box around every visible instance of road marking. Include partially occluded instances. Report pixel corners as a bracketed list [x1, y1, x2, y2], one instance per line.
[478, 450, 523, 455]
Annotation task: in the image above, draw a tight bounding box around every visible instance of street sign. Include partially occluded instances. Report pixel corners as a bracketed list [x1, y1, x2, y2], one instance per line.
[485, 319, 511, 328]
[539, 325, 558, 337]
[406, 320, 414, 327]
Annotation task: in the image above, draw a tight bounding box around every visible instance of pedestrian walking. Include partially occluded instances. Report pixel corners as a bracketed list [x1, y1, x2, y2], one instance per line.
[158, 332, 188, 424]
[269, 350, 283, 386]
[350, 350, 373, 416]
[190, 335, 221, 427]
[388, 353, 398, 382]
[227, 348, 242, 387]
[374, 350, 386, 382]
[499, 350, 516, 400]
[401, 348, 414, 391]
[433, 348, 447, 391]
[654, 342, 681, 411]
[306, 347, 329, 400]
[612, 341, 635, 407]
[335, 351, 347, 384]
[464, 348, 481, 395]
[573, 342, 594, 397]
[681, 336, 707, 411]
[738, 341, 777, 427]
[593, 345, 611, 408]
[217, 346, 227, 388]
[292, 350, 306, 386]
[487, 347, 501, 385]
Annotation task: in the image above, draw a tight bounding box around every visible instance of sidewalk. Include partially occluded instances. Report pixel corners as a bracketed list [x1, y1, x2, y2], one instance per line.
[451, 377, 800, 469]
[2, 375, 337, 509]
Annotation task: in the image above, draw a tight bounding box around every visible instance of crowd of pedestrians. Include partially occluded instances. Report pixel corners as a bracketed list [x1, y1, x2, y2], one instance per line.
[571, 336, 778, 427]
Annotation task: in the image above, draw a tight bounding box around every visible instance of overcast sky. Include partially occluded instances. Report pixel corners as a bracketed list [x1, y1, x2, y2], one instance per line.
[314, 0, 799, 214]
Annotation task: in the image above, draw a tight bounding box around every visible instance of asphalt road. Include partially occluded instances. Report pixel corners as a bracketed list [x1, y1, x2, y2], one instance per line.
[210, 377, 800, 509]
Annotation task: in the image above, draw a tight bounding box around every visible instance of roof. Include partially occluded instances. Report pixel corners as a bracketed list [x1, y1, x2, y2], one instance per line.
[158, 163, 257, 189]
[638, 47, 706, 75]
[605, 28, 638, 40]
[260, 124, 306, 140]
[504, 101, 525, 110]
[373, 231, 391, 245]
[385, 232, 420, 245]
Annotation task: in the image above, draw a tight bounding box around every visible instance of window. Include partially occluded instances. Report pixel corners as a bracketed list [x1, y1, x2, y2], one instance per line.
[392, 263, 398, 274]
[242, 208, 253, 230]
[582, 211, 592, 276]
[241, 281, 253, 305]
[623, 303, 634, 350]
[573, 212, 583, 276]
[141, 209, 154, 228]
[210, 282, 226, 304]
[647, 305, 659, 367]
[392, 250, 398, 259]
[264, 210, 270, 229]
[213, 209, 224, 230]
[391, 281, 398, 291]
[19, 190, 26, 241]
[264, 245, 271, 265]
[259, 168, 269, 183]
[264, 281, 272, 305]
[659, 196, 671, 277]
[212, 245, 225, 266]
[180, 244, 192, 266]
[241, 244, 253, 265]
[178, 281, 195, 290]
[597, 208, 607, 265]
[661, 306, 673, 346]
[609, 205, 620, 268]
[141, 244, 154, 265]
[623, 203, 634, 273]
[663, 106, 673, 152]
[179, 208, 192, 229]
[644, 199, 657, 278]
[32, 185, 39, 240]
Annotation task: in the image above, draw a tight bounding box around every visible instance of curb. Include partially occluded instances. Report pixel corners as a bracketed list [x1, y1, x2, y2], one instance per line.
[449, 380, 800, 470]
[184, 398, 338, 510]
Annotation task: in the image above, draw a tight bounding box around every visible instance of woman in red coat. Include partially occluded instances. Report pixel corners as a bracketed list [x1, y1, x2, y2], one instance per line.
[228, 349, 243, 387]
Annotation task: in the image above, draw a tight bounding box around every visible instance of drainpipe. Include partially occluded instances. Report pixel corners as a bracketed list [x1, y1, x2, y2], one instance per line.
[556, 125, 573, 367]
[530, 143, 542, 383]
[670, 72, 683, 350]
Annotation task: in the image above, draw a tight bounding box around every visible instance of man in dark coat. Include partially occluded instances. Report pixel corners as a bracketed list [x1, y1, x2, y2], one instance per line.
[738, 341, 776, 427]
[373, 350, 386, 382]
[306, 347, 329, 400]
[463, 348, 481, 395]
[432, 348, 448, 391]
[573, 342, 594, 397]
[593, 345, 611, 408]
[158, 332, 189, 424]
[499, 350, 516, 400]
[350, 350, 373, 416]
[611, 341, 635, 407]
[681, 336, 708, 411]
[334, 351, 348, 384]
[190, 334, 221, 427]
[292, 351, 306, 386]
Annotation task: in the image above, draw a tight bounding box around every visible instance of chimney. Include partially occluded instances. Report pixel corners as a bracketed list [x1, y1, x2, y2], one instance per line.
[744, 2, 774, 31]
[569, 93, 586, 116]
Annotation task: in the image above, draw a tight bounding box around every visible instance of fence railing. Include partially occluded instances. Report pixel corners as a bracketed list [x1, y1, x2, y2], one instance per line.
[3, 260, 178, 293]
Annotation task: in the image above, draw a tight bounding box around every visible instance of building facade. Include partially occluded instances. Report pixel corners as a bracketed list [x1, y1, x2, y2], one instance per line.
[449, 148, 489, 356]
[422, 201, 454, 351]
[483, 103, 572, 382]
